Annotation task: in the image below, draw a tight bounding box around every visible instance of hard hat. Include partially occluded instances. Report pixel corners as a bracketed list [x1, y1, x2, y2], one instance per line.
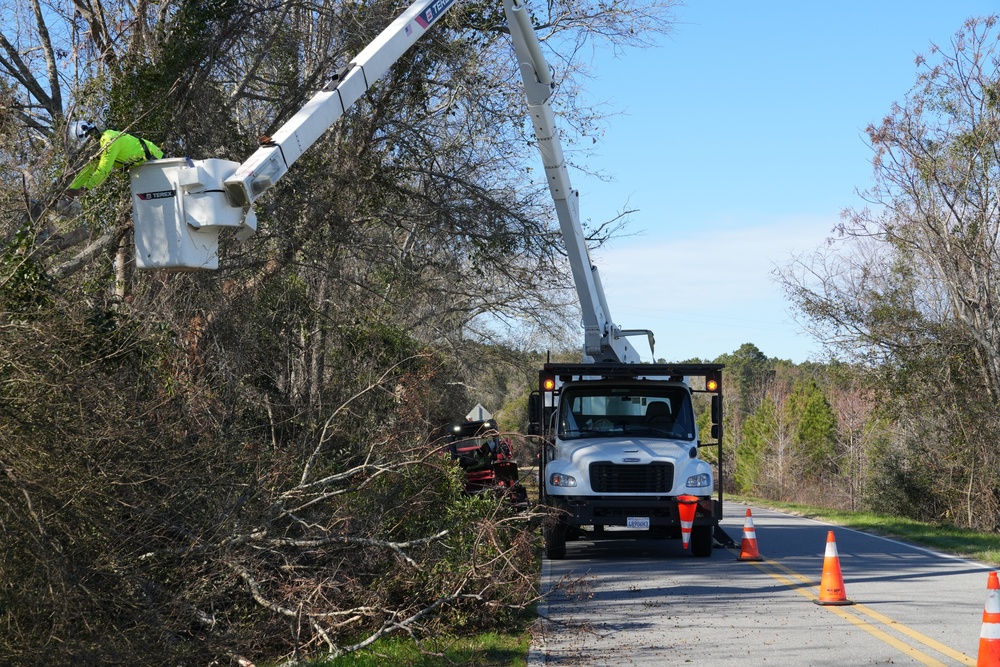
[68, 120, 97, 144]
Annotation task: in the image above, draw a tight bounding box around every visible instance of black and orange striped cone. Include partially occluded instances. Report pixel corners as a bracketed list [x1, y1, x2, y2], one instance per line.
[676, 495, 698, 550]
[977, 571, 1000, 666]
[737, 508, 762, 561]
[814, 530, 854, 605]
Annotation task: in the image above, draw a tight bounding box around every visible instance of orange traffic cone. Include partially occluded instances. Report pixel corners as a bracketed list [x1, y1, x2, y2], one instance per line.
[977, 571, 1000, 666]
[676, 495, 698, 550]
[814, 530, 854, 606]
[737, 508, 762, 561]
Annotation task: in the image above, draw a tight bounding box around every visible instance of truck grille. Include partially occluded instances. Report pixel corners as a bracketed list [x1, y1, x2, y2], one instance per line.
[589, 462, 674, 493]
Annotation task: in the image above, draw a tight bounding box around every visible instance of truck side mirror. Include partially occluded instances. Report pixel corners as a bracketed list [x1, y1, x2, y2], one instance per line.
[710, 394, 721, 440]
[527, 391, 540, 436]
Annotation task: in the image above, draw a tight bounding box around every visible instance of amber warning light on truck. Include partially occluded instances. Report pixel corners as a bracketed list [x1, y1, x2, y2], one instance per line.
[542, 376, 556, 391]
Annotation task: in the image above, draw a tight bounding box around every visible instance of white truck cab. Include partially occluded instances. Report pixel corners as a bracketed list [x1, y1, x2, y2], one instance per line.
[533, 363, 727, 559]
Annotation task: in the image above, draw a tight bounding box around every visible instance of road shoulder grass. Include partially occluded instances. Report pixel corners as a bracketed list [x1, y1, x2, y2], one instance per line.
[735, 496, 1000, 565]
[314, 629, 532, 667]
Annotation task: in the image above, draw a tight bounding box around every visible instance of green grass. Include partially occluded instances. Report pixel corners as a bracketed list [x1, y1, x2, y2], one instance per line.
[313, 630, 531, 667]
[736, 496, 1000, 565]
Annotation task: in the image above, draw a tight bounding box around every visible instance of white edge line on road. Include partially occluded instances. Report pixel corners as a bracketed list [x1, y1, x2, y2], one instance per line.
[527, 557, 552, 666]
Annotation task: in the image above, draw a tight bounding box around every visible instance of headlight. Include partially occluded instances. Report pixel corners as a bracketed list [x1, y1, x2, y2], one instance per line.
[549, 473, 577, 487]
[686, 473, 711, 488]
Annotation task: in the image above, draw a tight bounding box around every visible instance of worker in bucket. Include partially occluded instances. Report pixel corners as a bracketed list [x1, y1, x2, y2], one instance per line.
[65, 120, 163, 196]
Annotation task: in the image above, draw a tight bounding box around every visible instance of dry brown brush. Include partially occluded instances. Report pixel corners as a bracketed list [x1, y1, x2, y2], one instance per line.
[0, 262, 539, 666]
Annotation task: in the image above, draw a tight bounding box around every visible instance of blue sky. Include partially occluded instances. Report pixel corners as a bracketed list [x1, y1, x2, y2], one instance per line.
[565, 1, 997, 363]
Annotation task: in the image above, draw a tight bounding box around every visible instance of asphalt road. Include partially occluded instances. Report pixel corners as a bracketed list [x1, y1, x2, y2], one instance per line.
[528, 501, 995, 666]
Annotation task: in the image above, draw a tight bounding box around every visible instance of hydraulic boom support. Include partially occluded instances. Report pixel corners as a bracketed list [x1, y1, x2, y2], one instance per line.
[503, 0, 649, 363]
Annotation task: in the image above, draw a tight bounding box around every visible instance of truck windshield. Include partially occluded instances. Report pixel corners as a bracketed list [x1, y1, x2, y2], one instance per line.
[558, 386, 695, 441]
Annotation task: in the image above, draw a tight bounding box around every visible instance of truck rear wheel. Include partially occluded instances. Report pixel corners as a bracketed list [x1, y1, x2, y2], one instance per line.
[544, 523, 567, 560]
[691, 525, 714, 557]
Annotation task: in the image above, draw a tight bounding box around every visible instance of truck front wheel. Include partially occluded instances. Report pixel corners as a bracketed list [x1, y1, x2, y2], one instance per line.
[544, 523, 567, 560]
[691, 525, 714, 557]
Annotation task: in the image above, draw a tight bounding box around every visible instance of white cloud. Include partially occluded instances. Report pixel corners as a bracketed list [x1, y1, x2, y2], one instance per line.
[585, 214, 836, 362]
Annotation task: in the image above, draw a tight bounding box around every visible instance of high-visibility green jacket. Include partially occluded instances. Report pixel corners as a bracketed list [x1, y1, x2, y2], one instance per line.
[69, 130, 164, 190]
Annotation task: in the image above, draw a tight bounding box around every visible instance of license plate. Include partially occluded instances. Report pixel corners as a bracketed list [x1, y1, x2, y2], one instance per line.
[627, 517, 650, 530]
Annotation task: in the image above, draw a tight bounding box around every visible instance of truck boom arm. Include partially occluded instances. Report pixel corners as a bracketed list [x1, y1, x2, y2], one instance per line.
[503, 0, 650, 363]
[223, 0, 460, 209]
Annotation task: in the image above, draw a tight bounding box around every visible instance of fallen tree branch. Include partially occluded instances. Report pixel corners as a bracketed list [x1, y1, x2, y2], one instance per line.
[266, 530, 449, 568]
[230, 562, 379, 620]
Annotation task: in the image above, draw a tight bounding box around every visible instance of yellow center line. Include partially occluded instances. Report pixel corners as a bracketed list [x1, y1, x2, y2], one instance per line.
[748, 557, 975, 667]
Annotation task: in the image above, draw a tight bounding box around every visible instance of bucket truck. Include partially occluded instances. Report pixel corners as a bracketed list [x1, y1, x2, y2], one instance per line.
[128, 0, 729, 559]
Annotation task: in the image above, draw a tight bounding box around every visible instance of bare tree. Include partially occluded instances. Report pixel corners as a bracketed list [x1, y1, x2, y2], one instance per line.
[762, 378, 795, 499]
[778, 15, 1000, 527]
[781, 16, 1000, 391]
[828, 379, 877, 511]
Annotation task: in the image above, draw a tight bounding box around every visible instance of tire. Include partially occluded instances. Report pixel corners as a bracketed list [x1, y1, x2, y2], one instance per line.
[544, 523, 567, 560]
[691, 524, 714, 557]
